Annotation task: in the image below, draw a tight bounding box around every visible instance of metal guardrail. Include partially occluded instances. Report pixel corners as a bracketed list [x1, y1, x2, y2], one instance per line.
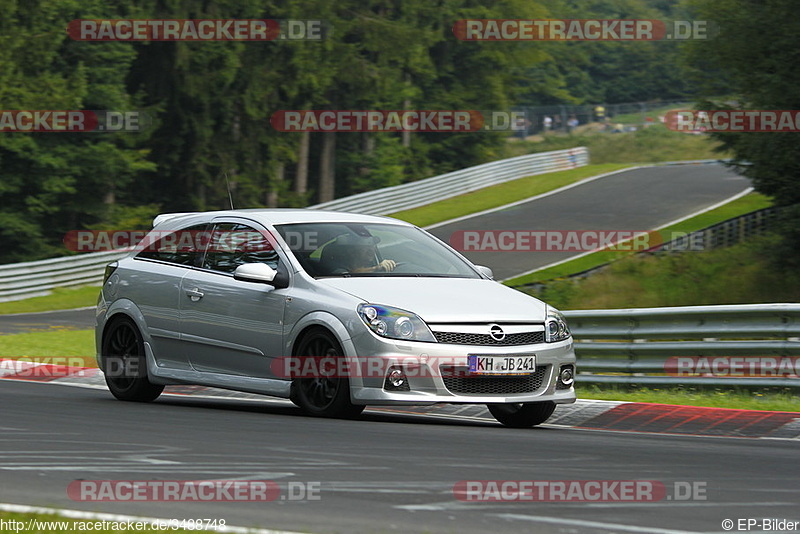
[0, 250, 129, 303]
[0, 149, 587, 302]
[513, 204, 777, 290]
[656, 207, 777, 252]
[310, 147, 588, 215]
[566, 304, 800, 387]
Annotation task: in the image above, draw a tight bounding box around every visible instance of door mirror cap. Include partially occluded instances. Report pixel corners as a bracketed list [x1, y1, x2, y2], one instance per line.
[234, 263, 277, 284]
[476, 265, 494, 279]
[234, 263, 290, 288]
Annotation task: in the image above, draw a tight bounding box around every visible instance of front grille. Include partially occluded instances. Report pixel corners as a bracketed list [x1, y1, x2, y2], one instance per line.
[433, 330, 545, 346]
[442, 366, 549, 395]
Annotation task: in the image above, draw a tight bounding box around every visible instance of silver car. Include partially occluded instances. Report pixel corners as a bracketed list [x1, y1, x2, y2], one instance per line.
[95, 209, 576, 427]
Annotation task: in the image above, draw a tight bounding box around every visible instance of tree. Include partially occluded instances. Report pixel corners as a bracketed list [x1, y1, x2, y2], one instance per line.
[684, 0, 800, 262]
[0, 0, 154, 263]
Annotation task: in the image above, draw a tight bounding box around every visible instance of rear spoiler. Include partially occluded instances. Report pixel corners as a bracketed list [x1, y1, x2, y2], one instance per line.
[152, 212, 199, 228]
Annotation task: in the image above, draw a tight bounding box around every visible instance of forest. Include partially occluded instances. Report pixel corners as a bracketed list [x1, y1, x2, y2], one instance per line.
[2, 0, 795, 263]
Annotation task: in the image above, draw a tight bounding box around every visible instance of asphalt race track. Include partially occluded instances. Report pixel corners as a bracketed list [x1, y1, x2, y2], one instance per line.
[0, 380, 798, 534]
[428, 163, 752, 280]
[2, 162, 795, 534]
[0, 307, 95, 335]
[0, 162, 751, 337]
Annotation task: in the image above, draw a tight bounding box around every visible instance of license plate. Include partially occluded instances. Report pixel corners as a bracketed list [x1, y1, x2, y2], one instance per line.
[468, 354, 536, 375]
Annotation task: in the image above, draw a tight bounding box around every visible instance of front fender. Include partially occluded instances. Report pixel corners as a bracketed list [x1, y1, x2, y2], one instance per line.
[284, 310, 366, 392]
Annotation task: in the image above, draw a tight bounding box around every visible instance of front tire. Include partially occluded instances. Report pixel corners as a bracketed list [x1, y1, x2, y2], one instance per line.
[290, 328, 365, 419]
[101, 317, 164, 402]
[487, 401, 556, 428]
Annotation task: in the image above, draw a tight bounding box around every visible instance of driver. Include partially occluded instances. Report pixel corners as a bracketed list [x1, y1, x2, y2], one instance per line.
[350, 243, 396, 273]
[326, 234, 396, 273]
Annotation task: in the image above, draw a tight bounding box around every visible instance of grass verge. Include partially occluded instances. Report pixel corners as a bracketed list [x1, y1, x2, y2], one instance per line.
[1, 329, 796, 413]
[580, 385, 800, 412]
[606, 103, 688, 125]
[389, 163, 631, 228]
[524, 232, 800, 309]
[507, 123, 727, 163]
[0, 286, 99, 315]
[504, 191, 773, 286]
[0, 329, 96, 367]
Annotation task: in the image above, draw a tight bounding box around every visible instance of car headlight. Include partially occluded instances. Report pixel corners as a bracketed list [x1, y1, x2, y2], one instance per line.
[357, 304, 436, 342]
[545, 306, 571, 343]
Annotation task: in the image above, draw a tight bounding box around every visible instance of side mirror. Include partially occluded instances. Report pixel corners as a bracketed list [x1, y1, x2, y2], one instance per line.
[476, 265, 494, 279]
[233, 263, 288, 288]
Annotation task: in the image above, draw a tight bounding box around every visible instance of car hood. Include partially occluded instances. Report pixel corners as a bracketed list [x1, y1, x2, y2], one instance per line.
[317, 277, 547, 323]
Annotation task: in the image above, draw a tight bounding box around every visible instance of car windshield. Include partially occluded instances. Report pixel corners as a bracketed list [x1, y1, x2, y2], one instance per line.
[275, 222, 480, 279]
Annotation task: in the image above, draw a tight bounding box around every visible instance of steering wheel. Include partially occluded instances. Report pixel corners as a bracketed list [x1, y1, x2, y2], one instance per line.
[389, 261, 435, 274]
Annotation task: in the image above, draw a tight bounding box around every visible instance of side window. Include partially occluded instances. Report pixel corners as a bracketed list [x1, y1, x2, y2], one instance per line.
[202, 222, 280, 274]
[135, 224, 209, 267]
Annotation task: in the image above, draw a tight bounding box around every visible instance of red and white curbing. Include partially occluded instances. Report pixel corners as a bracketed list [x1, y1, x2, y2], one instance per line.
[1, 358, 798, 439]
[0, 358, 101, 382]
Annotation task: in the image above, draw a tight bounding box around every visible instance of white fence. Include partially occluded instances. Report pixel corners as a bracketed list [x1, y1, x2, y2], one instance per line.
[311, 147, 588, 214]
[0, 148, 588, 302]
[565, 304, 800, 387]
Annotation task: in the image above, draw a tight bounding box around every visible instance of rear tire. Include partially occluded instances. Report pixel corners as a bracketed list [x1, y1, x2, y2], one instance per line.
[101, 317, 164, 402]
[290, 328, 365, 419]
[487, 401, 556, 428]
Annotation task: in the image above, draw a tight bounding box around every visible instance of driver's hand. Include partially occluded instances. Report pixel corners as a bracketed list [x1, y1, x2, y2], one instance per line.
[377, 259, 396, 272]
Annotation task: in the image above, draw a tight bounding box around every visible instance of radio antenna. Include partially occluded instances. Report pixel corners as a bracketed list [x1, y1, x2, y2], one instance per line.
[224, 172, 235, 210]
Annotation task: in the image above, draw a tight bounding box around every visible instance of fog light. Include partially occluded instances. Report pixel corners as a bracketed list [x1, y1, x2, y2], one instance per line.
[558, 365, 575, 387]
[384, 367, 410, 391]
[388, 369, 406, 387]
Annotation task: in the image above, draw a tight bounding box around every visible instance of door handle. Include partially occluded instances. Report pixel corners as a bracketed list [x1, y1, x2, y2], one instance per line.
[185, 288, 204, 301]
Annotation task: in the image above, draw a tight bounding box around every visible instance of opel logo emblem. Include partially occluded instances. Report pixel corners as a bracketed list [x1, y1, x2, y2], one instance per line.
[489, 324, 505, 341]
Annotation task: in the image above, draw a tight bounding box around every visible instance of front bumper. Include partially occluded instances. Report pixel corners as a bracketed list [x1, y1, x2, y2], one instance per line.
[346, 330, 577, 406]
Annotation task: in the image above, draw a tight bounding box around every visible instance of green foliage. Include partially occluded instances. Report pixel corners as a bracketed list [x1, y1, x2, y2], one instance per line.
[511, 124, 727, 163]
[683, 0, 800, 262]
[84, 204, 161, 231]
[505, 191, 773, 286]
[0, 0, 708, 264]
[519, 0, 694, 106]
[581, 385, 800, 412]
[0, 0, 154, 263]
[526, 233, 800, 309]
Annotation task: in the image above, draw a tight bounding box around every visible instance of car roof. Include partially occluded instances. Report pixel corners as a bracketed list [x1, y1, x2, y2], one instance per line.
[152, 208, 411, 229]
